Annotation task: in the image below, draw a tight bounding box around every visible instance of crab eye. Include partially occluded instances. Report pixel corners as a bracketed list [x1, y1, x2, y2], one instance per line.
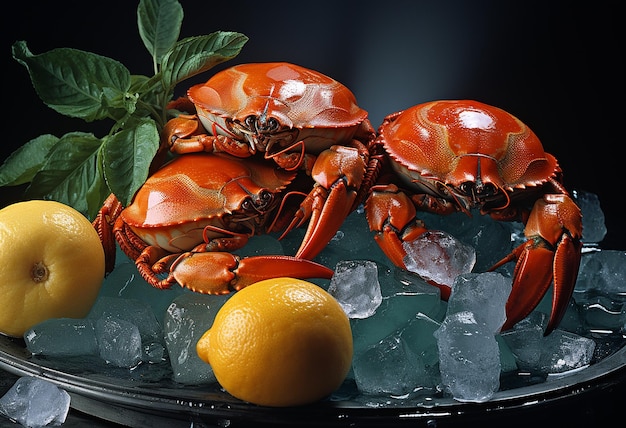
[435, 181, 450, 196]
[268, 118, 279, 130]
[244, 116, 257, 129]
[259, 190, 273, 204]
[460, 182, 475, 195]
[482, 183, 498, 196]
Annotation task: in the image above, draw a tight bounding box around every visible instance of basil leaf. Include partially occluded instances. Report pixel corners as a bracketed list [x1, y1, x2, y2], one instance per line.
[86, 156, 112, 220]
[161, 32, 249, 88]
[103, 118, 160, 206]
[25, 133, 103, 215]
[0, 135, 59, 186]
[12, 41, 132, 122]
[138, 0, 184, 69]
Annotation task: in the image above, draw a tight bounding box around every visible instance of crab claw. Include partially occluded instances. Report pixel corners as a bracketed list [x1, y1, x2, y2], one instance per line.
[364, 183, 461, 299]
[365, 184, 428, 265]
[163, 115, 254, 158]
[492, 194, 583, 334]
[151, 251, 334, 294]
[285, 144, 368, 260]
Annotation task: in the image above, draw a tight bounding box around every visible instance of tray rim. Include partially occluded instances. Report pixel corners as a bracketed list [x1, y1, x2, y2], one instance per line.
[2, 334, 626, 426]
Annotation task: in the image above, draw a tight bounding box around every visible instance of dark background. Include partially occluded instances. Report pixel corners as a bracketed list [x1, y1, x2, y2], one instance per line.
[1, 0, 623, 250]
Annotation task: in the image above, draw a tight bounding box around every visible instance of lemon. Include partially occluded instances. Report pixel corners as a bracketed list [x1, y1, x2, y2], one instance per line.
[196, 278, 353, 407]
[0, 200, 105, 337]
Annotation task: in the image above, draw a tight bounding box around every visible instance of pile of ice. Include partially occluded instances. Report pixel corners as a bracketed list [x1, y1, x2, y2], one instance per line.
[21, 293, 231, 385]
[3, 189, 625, 413]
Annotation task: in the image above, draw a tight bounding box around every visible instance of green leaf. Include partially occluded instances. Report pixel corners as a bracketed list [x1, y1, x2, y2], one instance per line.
[129, 74, 167, 124]
[129, 74, 154, 95]
[85, 156, 113, 220]
[138, 0, 183, 69]
[161, 32, 249, 88]
[12, 41, 132, 122]
[24, 132, 103, 215]
[103, 118, 160, 206]
[0, 135, 59, 186]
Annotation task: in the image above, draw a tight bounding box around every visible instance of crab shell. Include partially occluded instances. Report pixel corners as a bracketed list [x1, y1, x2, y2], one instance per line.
[187, 62, 369, 154]
[120, 153, 296, 253]
[380, 99, 560, 204]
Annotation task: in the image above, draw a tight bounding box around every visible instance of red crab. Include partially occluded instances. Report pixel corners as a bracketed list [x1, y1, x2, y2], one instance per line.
[93, 153, 334, 294]
[363, 100, 583, 334]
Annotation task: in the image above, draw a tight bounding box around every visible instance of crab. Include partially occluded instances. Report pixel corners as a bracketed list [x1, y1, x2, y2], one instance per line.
[363, 100, 583, 334]
[93, 152, 335, 294]
[93, 62, 377, 293]
[162, 61, 376, 260]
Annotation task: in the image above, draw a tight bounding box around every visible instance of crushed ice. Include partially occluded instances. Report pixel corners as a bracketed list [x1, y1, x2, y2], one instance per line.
[11, 189, 626, 407]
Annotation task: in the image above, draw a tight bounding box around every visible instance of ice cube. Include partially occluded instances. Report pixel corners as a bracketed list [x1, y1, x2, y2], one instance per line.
[163, 292, 231, 384]
[328, 260, 382, 319]
[88, 296, 163, 344]
[578, 294, 626, 331]
[572, 190, 607, 244]
[402, 230, 476, 289]
[399, 312, 442, 378]
[425, 210, 513, 271]
[500, 321, 545, 370]
[539, 329, 596, 375]
[446, 272, 512, 333]
[574, 250, 626, 295]
[95, 316, 143, 368]
[24, 318, 98, 357]
[434, 311, 501, 402]
[0, 377, 70, 428]
[352, 335, 429, 396]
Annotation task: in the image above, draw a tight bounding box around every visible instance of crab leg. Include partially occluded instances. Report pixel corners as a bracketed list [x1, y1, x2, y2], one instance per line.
[135, 249, 334, 295]
[364, 183, 460, 298]
[366, 184, 583, 335]
[285, 143, 369, 260]
[491, 193, 582, 334]
[92, 193, 124, 273]
[365, 184, 427, 266]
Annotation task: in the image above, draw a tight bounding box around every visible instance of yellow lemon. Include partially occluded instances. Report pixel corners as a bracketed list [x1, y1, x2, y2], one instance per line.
[0, 200, 105, 337]
[197, 277, 352, 407]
